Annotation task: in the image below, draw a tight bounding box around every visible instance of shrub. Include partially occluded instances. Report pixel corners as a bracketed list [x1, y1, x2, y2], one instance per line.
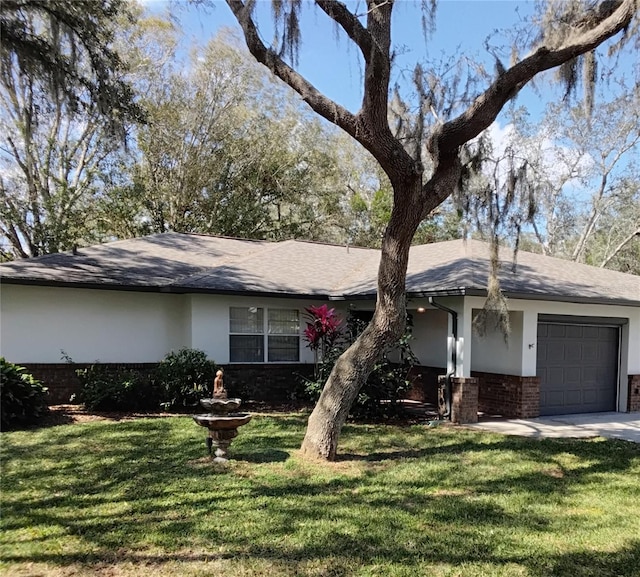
[302, 313, 417, 421]
[154, 348, 216, 410]
[0, 358, 48, 429]
[75, 364, 159, 412]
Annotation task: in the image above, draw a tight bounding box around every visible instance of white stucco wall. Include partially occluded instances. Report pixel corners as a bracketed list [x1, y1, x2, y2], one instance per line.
[0, 285, 330, 365]
[470, 310, 524, 375]
[410, 307, 448, 368]
[0, 284, 189, 363]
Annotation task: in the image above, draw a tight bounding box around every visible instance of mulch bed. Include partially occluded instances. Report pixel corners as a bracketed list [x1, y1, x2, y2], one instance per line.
[31, 400, 439, 429]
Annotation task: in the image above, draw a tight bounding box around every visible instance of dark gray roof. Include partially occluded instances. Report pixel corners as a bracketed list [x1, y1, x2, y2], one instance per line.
[1, 233, 638, 306]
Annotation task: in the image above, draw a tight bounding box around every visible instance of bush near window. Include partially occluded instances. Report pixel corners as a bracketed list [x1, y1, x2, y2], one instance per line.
[154, 348, 217, 410]
[302, 313, 418, 421]
[75, 364, 159, 412]
[68, 349, 216, 412]
[0, 358, 49, 429]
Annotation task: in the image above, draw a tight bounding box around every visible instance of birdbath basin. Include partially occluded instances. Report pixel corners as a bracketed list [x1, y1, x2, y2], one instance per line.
[199, 397, 242, 414]
[193, 398, 251, 462]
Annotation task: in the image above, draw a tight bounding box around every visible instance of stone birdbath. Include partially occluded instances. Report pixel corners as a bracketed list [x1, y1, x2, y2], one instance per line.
[193, 370, 251, 463]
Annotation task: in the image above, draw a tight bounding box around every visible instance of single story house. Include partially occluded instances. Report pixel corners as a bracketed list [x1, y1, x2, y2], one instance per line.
[1, 232, 639, 420]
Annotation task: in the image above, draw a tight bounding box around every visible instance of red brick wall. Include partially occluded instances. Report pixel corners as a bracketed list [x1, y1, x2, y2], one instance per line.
[628, 375, 640, 413]
[405, 366, 446, 404]
[473, 371, 540, 419]
[23, 363, 159, 404]
[21, 362, 314, 405]
[439, 376, 478, 424]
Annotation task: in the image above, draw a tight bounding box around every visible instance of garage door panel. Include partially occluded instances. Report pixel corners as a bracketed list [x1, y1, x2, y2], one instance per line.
[582, 326, 600, 339]
[598, 340, 617, 361]
[582, 343, 598, 359]
[547, 346, 567, 363]
[565, 389, 582, 405]
[547, 367, 565, 383]
[548, 324, 567, 338]
[583, 389, 597, 404]
[566, 343, 582, 362]
[537, 322, 618, 416]
[565, 367, 581, 384]
[566, 325, 583, 338]
[546, 391, 565, 407]
[581, 366, 597, 384]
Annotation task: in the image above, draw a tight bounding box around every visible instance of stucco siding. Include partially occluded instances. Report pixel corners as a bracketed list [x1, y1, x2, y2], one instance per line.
[0, 285, 189, 363]
[0, 287, 328, 365]
[188, 295, 319, 365]
[471, 310, 524, 375]
[411, 308, 448, 367]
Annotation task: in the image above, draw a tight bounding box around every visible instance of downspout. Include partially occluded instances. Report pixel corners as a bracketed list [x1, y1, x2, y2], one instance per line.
[428, 297, 457, 420]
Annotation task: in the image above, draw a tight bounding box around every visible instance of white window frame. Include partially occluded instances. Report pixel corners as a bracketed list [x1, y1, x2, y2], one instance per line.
[229, 307, 300, 363]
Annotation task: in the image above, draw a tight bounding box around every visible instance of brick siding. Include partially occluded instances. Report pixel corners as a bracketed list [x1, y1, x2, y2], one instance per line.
[438, 376, 479, 424]
[23, 363, 158, 404]
[473, 371, 540, 419]
[21, 362, 314, 405]
[628, 374, 640, 413]
[405, 366, 446, 404]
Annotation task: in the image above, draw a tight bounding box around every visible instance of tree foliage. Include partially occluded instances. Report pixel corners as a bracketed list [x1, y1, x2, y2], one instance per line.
[110, 30, 386, 244]
[0, 0, 146, 258]
[476, 87, 640, 274]
[0, 0, 143, 127]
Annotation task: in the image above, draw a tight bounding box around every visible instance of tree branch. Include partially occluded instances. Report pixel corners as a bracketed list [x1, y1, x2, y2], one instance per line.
[315, 0, 375, 59]
[225, 0, 359, 139]
[600, 226, 640, 268]
[431, 0, 638, 155]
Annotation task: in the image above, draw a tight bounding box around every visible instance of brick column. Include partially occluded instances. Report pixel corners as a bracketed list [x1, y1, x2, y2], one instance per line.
[628, 375, 640, 413]
[439, 376, 479, 424]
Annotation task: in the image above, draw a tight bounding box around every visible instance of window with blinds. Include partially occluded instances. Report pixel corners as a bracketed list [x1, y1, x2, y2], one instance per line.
[268, 309, 300, 362]
[229, 307, 264, 362]
[229, 307, 300, 362]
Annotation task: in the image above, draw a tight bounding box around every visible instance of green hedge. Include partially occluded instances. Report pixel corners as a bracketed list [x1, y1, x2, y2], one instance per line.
[0, 358, 49, 429]
[72, 348, 216, 412]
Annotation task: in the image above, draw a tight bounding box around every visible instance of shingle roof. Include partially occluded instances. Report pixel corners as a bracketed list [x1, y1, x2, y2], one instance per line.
[1, 233, 638, 306]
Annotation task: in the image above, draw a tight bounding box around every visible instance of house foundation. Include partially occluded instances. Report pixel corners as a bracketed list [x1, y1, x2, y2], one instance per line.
[473, 371, 541, 418]
[628, 375, 640, 412]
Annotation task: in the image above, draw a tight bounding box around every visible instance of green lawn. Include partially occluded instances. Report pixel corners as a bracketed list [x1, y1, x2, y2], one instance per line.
[1, 413, 639, 577]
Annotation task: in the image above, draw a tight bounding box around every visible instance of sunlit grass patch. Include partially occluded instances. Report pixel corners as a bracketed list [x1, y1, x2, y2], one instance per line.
[1, 414, 639, 576]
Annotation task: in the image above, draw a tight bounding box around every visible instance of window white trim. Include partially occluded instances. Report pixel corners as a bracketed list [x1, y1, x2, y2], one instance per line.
[229, 306, 300, 363]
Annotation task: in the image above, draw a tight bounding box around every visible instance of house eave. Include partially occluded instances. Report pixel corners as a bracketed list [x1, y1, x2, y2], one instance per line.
[1, 277, 638, 308]
[0, 277, 330, 301]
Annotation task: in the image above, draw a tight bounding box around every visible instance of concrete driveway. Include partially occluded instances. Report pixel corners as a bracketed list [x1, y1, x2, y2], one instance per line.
[468, 412, 640, 443]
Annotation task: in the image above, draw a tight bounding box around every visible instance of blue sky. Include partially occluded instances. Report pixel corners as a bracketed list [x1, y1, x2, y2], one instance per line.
[143, 0, 547, 117]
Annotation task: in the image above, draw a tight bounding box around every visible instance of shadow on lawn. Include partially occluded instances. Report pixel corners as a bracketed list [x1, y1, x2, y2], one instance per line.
[2, 415, 639, 575]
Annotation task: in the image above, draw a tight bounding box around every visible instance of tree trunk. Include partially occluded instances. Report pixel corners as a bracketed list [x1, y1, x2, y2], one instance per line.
[301, 178, 423, 460]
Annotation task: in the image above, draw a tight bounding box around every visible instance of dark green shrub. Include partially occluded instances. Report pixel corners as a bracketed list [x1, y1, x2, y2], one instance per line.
[75, 365, 159, 412]
[154, 348, 216, 410]
[302, 313, 417, 421]
[0, 358, 49, 429]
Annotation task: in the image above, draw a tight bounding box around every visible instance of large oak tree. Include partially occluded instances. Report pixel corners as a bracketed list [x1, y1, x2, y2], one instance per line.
[226, 0, 637, 460]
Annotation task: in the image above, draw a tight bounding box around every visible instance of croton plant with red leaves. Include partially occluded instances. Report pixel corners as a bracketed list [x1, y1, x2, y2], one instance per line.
[303, 304, 343, 353]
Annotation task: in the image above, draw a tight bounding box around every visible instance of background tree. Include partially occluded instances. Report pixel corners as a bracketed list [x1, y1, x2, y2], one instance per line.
[114, 30, 384, 243]
[478, 88, 640, 274]
[225, 0, 639, 460]
[0, 0, 144, 258]
[0, 0, 143, 128]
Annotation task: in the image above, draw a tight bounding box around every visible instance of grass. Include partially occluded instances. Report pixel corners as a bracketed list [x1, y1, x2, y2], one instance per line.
[1, 413, 639, 577]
